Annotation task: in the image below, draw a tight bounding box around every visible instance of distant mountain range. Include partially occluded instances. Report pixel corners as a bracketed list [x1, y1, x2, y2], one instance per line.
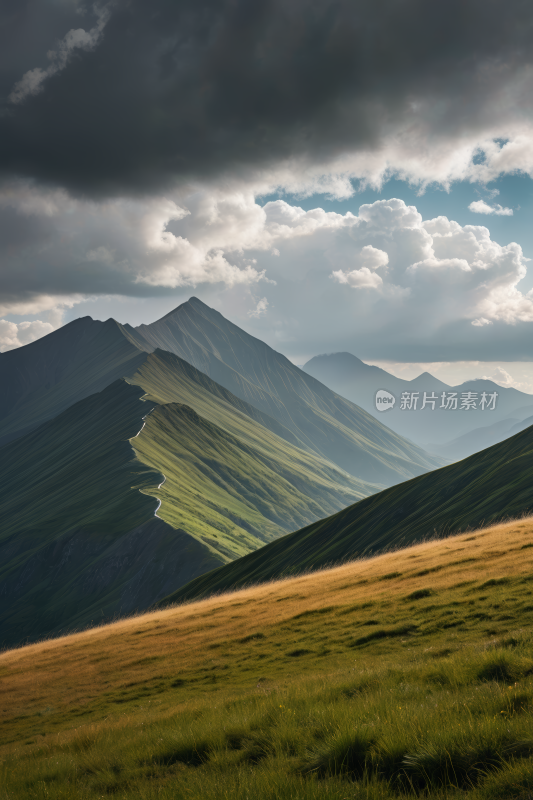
[303, 352, 533, 458]
[0, 298, 443, 647]
[163, 418, 533, 604]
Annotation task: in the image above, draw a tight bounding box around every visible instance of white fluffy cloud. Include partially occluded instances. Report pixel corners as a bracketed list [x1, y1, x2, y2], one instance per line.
[0, 320, 56, 353]
[1, 186, 532, 359]
[331, 267, 384, 289]
[469, 200, 513, 216]
[0, 184, 269, 317]
[241, 125, 533, 201]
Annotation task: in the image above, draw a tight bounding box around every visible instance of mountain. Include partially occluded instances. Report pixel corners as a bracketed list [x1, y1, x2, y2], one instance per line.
[0, 301, 442, 485]
[0, 380, 210, 647]
[510, 413, 533, 434]
[423, 406, 533, 461]
[133, 298, 443, 484]
[0, 298, 446, 646]
[5, 516, 533, 800]
[163, 420, 533, 603]
[128, 351, 380, 554]
[424, 417, 520, 461]
[0, 351, 380, 647]
[303, 351, 533, 452]
[0, 316, 152, 446]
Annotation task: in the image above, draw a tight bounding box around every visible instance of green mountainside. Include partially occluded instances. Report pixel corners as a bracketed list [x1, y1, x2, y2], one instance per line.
[162, 422, 533, 604]
[0, 299, 451, 647]
[132, 402, 373, 562]
[0, 317, 151, 446]
[134, 298, 443, 485]
[0, 350, 378, 647]
[127, 349, 380, 561]
[0, 379, 199, 647]
[128, 349, 376, 498]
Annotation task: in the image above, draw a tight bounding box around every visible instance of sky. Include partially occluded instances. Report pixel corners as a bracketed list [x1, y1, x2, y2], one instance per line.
[2, 1, 533, 390]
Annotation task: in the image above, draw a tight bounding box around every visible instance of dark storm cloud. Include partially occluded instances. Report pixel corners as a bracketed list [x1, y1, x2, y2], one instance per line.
[1, 0, 533, 196]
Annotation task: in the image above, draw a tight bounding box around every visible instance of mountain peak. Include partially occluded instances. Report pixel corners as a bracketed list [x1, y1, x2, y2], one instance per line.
[303, 352, 386, 381]
[154, 296, 209, 323]
[304, 352, 369, 370]
[410, 371, 440, 383]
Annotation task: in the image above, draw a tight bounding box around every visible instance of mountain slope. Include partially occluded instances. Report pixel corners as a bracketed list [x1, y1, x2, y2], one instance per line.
[303, 351, 533, 450]
[0, 351, 380, 647]
[0, 380, 221, 647]
[127, 349, 374, 498]
[163, 421, 533, 603]
[126, 349, 379, 558]
[135, 298, 443, 485]
[0, 317, 152, 446]
[4, 519, 533, 800]
[132, 402, 375, 561]
[0, 302, 442, 487]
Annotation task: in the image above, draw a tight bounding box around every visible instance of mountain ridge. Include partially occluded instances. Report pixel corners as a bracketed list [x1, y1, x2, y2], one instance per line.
[303, 351, 533, 452]
[162, 419, 533, 604]
[133, 299, 443, 485]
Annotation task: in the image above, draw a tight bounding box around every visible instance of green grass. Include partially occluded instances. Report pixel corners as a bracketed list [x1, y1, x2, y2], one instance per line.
[132, 401, 377, 563]
[5, 652, 533, 799]
[2, 523, 533, 799]
[164, 422, 533, 604]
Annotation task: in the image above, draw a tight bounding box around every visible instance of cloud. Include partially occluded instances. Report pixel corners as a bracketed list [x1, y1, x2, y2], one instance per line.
[0, 183, 268, 314]
[480, 366, 517, 388]
[231, 197, 533, 360]
[360, 245, 389, 269]
[248, 297, 269, 318]
[331, 267, 383, 289]
[1, 188, 533, 361]
[0, 319, 56, 352]
[8, 4, 111, 105]
[4, 1, 533, 196]
[0, 292, 85, 318]
[468, 200, 513, 216]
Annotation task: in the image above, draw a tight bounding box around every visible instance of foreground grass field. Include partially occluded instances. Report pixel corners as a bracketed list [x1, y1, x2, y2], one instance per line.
[2, 518, 533, 799]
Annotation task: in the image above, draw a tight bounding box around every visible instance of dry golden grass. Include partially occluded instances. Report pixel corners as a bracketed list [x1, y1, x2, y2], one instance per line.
[2, 516, 533, 752]
[3, 517, 533, 799]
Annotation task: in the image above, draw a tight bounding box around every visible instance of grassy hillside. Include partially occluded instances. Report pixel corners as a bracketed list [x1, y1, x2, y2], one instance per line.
[0, 350, 380, 648]
[125, 350, 380, 567]
[129, 350, 378, 490]
[164, 422, 533, 603]
[0, 317, 151, 446]
[132, 402, 375, 563]
[0, 380, 222, 648]
[2, 518, 533, 799]
[135, 298, 443, 485]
